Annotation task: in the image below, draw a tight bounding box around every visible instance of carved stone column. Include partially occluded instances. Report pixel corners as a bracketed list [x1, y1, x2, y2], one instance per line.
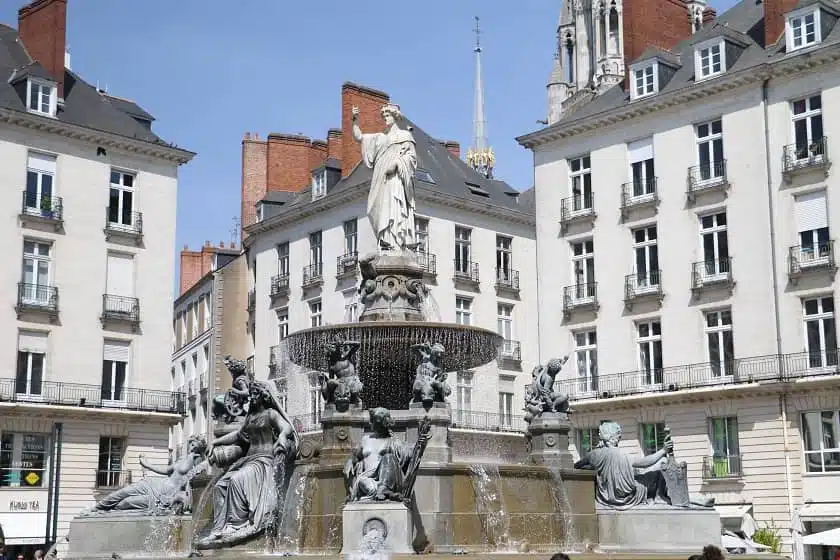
[526, 412, 574, 469]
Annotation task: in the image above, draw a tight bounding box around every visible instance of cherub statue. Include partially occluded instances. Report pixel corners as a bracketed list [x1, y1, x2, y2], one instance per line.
[410, 342, 451, 408]
[320, 338, 363, 412]
[211, 355, 251, 423]
[524, 356, 570, 424]
[523, 383, 543, 424]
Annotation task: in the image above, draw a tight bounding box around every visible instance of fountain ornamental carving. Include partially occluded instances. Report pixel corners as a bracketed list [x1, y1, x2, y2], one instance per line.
[321, 338, 363, 411]
[410, 342, 450, 408]
[524, 356, 570, 424]
[211, 355, 251, 424]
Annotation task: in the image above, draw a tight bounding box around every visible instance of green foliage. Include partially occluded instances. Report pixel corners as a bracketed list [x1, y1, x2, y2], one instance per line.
[752, 519, 783, 554]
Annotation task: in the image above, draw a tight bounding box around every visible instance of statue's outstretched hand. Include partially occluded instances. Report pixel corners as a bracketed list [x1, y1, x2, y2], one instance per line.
[351, 106, 360, 120]
[663, 436, 674, 454]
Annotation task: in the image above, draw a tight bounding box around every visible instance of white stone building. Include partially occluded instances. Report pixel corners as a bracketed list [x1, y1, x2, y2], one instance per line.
[0, 1, 192, 552]
[520, 0, 840, 554]
[242, 83, 537, 435]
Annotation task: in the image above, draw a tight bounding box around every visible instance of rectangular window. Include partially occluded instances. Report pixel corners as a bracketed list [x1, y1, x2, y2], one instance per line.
[203, 345, 209, 376]
[415, 217, 429, 253]
[705, 309, 734, 377]
[497, 303, 514, 353]
[571, 240, 595, 299]
[108, 170, 136, 227]
[640, 422, 666, 456]
[569, 155, 592, 211]
[16, 331, 46, 397]
[628, 138, 655, 197]
[803, 410, 840, 472]
[102, 340, 129, 401]
[804, 296, 837, 368]
[309, 231, 322, 266]
[276, 378, 288, 412]
[24, 153, 56, 213]
[632, 226, 659, 287]
[106, 252, 135, 298]
[499, 392, 514, 427]
[455, 297, 472, 326]
[700, 212, 729, 279]
[791, 94, 823, 160]
[637, 320, 663, 385]
[795, 191, 830, 263]
[97, 437, 125, 487]
[496, 235, 513, 281]
[698, 42, 722, 77]
[344, 291, 359, 323]
[634, 64, 655, 97]
[0, 433, 48, 488]
[308, 374, 323, 424]
[455, 226, 472, 274]
[21, 240, 51, 304]
[278, 307, 289, 340]
[790, 11, 818, 49]
[343, 219, 358, 255]
[277, 242, 290, 277]
[309, 300, 323, 328]
[312, 170, 327, 200]
[456, 371, 473, 416]
[577, 426, 600, 454]
[709, 416, 740, 476]
[27, 81, 54, 115]
[574, 330, 598, 392]
[202, 295, 211, 331]
[696, 119, 724, 181]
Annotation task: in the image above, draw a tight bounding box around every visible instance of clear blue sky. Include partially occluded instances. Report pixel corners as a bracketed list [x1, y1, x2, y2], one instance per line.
[1, 0, 739, 260]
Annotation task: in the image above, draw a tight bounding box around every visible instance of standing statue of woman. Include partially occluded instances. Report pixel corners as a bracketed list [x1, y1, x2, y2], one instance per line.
[351, 103, 418, 252]
[198, 380, 299, 546]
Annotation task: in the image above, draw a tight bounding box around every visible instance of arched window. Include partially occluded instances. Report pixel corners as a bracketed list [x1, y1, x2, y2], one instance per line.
[565, 35, 575, 82]
[600, 8, 608, 57]
[608, 5, 620, 54]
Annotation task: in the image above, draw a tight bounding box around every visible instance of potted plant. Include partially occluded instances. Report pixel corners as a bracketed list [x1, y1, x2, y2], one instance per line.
[40, 195, 53, 219]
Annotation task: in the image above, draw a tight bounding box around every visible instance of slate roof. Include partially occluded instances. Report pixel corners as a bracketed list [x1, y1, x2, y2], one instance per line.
[0, 22, 177, 148]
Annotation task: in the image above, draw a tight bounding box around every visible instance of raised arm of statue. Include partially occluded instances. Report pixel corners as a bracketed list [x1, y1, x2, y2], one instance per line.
[351, 106, 363, 142]
[573, 453, 592, 470]
[631, 437, 673, 469]
[139, 455, 172, 476]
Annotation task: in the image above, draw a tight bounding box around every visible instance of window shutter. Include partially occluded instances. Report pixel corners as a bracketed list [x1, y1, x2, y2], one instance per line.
[795, 191, 828, 232]
[628, 138, 654, 163]
[18, 331, 48, 353]
[27, 152, 56, 174]
[103, 340, 130, 363]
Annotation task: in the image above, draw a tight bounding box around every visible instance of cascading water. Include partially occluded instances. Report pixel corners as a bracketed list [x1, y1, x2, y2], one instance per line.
[420, 290, 442, 322]
[346, 526, 390, 560]
[272, 464, 314, 553]
[468, 464, 512, 551]
[545, 465, 581, 551]
[144, 458, 209, 556]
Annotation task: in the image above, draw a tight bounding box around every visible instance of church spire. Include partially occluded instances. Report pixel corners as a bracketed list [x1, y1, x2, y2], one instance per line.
[467, 16, 494, 179]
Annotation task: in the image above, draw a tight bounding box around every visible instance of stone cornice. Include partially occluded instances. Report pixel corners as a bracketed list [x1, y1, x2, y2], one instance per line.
[0, 107, 195, 164]
[416, 184, 536, 227]
[518, 42, 840, 148]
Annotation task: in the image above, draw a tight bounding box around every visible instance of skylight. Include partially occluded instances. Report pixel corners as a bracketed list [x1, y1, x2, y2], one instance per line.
[466, 182, 490, 197]
[415, 169, 435, 184]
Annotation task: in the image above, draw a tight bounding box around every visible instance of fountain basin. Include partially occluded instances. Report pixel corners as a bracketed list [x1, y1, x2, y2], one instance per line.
[67, 514, 193, 558]
[284, 322, 503, 409]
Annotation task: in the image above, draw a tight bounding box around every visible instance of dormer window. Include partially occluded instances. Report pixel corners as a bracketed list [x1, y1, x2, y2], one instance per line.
[631, 62, 657, 100]
[312, 170, 327, 201]
[694, 39, 724, 80]
[27, 79, 56, 117]
[256, 202, 265, 222]
[787, 8, 821, 51]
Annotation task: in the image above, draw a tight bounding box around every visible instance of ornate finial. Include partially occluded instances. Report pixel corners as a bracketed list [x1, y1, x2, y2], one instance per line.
[474, 16, 481, 53]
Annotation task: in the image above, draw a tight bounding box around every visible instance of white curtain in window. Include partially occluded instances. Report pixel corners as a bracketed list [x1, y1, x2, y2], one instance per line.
[796, 191, 828, 232]
[103, 340, 130, 362]
[18, 331, 47, 353]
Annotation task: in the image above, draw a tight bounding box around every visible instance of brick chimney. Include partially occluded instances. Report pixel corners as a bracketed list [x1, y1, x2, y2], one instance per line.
[179, 242, 220, 294]
[341, 82, 390, 178]
[310, 139, 328, 171]
[327, 128, 343, 166]
[622, 0, 693, 80]
[241, 133, 267, 233]
[266, 133, 315, 193]
[765, 0, 798, 47]
[702, 7, 717, 26]
[443, 140, 461, 159]
[18, 0, 67, 98]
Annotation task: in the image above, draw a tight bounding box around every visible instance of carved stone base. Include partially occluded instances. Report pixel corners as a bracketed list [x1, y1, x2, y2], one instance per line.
[358, 250, 426, 322]
[341, 501, 414, 556]
[403, 403, 452, 464]
[66, 515, 192, 558]
[597, 506, 721, 554]
[319, 406, 370, 467]
[526, 412, 574, 469]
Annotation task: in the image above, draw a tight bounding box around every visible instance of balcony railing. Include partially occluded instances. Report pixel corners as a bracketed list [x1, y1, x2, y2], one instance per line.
[104, 209, 143, 242]
[454, 261, 480, 284]
[270, 274, 290, 298]
[16, 282, 59, 318]
[495, 268, 520, 293]
[691, 258, 733, 293]
[783, 136, 830, 180]
[302, 263, 323, 288]
[499, 340, 521, 362]
[556, 349, 840, 402]
[560, 192, 595, 233]
[20, 192, 63, 228]
[702, 455, 743, 480]
[336, 253, 359, 277]
[687, 160, 729, 202]
[95, 469, 132, 489]
[624, 271, 663, 307]
[620, 178, 658, 219]
[101, 295, 140, 329]
[789, 241, 836, 281]
[563, 282, 598, 316]
[450, 410, 527, 433]
[0, 378, 185, 414]
[418, 252, 437, 276]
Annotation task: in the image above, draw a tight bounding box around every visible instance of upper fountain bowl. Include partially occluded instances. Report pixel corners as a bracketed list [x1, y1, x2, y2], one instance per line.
[284, 321, 502, 410]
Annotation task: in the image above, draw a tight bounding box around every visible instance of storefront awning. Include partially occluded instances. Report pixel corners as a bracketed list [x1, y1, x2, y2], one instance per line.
[800, 503, 840, 521]
[715, 504, 752, 519]
[804, 527, 840, 546]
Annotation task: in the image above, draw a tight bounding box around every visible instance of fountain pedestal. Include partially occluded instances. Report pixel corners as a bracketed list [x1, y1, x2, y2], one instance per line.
[358, 251, 426, 323]
[341, 501, 414, 556]
[66, 515, 193, 558]
[597, 505, 721, 554]
[404, 403, 451, 463]
[320, 406, 370, 466]
[526, 412, 574, 469]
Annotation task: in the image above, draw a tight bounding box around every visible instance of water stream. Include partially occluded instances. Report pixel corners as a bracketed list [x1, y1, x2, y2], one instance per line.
[545, 464, 581, 551]
[468, 464, 513, 551]
[272, 464, 314, 553]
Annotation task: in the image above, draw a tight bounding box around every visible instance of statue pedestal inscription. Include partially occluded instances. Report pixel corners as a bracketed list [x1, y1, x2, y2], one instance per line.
[597, 505, 721, 554]
[341, 501, 414, 556]
[66, 515, 193, 558]
[527, 412, 574, 469]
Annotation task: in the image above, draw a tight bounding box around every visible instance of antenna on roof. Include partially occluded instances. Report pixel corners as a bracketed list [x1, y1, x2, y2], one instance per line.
[230, 216, 240, 245]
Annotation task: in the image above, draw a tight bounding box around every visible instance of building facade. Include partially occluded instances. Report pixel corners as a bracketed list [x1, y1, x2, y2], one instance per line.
[170, 243, 249, 455]
[242, 83, 537, 434]
[0, 1, 191, 551]
[522, 0, 840, 555]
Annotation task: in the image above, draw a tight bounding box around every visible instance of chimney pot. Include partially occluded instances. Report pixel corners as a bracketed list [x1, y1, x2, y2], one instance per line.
[204, 240, 211, 247]
[219, 241, 225, 248]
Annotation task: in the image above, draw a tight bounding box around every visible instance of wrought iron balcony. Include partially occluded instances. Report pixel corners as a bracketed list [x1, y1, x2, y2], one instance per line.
[559, 192, 596, 234]
[789, 241, 836, 282]
[687, 160, 729, 202]
[702, 455, 743, 480]
[101, 294, 140, 330]
[454, 260, 480, 285]
[783, 137, 830, 181]
[20, 192, 63, 230]
[302, 263, 323, 288]
[624, 271, 663, 309]
[563, 282, 598, 316]
[499, 339, 521, 363]
[0, 377, 185, 414]
[16, 282, 59, 319]
[95, 469, 133, 489]
[620, 178, 658, 220]
[270, 274, 290, 298]
[418, 252, 437, 277]
[691, 258, 734, 294]
[495, 268, 520, 293]
[104, 209, 143, 244]
[336, 252, 359, 277]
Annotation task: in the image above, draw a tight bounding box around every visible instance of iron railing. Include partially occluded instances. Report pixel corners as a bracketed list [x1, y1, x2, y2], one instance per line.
[95, 469, 132, 489]
[0, 377, 184, 413]
[692, 258, 733, 290]
[270, 275, 290, 297]
[454, 261, 480, 283]
[784, 136, 829, 174]
[302, 263, 323, 287]
[16, 282, 59, 315]
[336, 253, 359, 276]
[563, 283, 598, 313]
[451, 410, 527, 433]
[495, 268, 520, 291]
[101, 295, 140, 325]
[105, 209, 143, 236]
[687, 160, 728, 200]
[560, 192, 595, 228]
[418, 252, 437, 275]
[620, 177, 658, 210]
[499, 340, 521, 361]
[702, 455, 743, 479]
[624, 271, 662, 301]
[789, 241, 835, 276]
[21, 192, 63, 222]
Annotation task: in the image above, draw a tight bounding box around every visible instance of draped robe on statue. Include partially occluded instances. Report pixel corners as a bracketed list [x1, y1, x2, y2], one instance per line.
[584, 446, 650, 509]
[359, 127, 417, 250]
[345, 435, 412, 501]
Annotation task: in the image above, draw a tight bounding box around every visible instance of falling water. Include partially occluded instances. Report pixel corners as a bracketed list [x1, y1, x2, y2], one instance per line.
[264, 457, 295, 552]
[546, 465, 581, 550]
[272, 464, 314, 553]
[191, 465, 226, 545]
[468, 464, 513, 551]
[346, 526, 391, 560]
[420, 291, 442, 322]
